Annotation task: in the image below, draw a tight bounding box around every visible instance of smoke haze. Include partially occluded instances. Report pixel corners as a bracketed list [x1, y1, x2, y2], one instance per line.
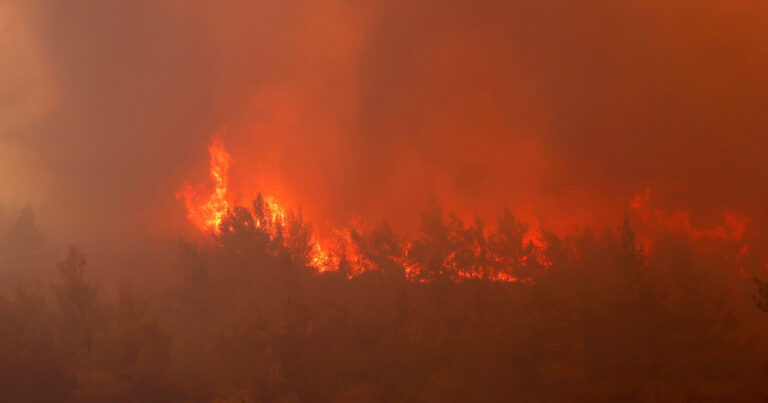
[1, 0, 766, 250]
[4, 2, 768, 401]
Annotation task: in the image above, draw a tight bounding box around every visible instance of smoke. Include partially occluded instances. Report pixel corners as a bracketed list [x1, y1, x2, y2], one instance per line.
[2, 0, 767, 255]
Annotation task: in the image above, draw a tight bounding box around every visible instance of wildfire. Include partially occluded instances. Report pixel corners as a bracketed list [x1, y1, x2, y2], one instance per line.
[177, 139, 231, 232]
[177, 138, 337, 271]
[627, 187, 761, 276]
[177, 138, 570, 281]
[310, 242, 333, 272]
[263, 196, 286, 224]
[629, 186, 748, 241]
[178, 139, 760, 282]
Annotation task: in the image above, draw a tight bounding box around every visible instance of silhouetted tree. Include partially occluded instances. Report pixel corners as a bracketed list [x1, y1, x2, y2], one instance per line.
[351, 221, 405, 280]
[3, 197, 767, 401]
[408, 198, 459, 281]
[0, 285, 75, 401]
[489, 208, 529, 278]
[6, 205, 44, 257]
[217, 205, 258, 253]
[754, 276, 768, 313]
[54, 246, 99, 354]
[2, 205, 46, 285]
[616, 215, 647, 287]
[284, 209, 314, 265]
[453, 216, 494, 279]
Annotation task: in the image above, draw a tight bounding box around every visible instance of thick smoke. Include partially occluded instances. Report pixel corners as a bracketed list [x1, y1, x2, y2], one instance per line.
[1, 0, 767, 253]
[3, 2, 768, 400]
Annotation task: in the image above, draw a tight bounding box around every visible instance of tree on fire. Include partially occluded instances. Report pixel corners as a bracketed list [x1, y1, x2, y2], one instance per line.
[0, 203, 766, 401]
[350, 220, 405, 281]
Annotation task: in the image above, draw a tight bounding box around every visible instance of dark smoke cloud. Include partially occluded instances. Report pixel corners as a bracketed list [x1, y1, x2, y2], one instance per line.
[2, 0, 767, 252]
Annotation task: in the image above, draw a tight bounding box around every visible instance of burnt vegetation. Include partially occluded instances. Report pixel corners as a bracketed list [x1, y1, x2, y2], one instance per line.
[1, 201, 768, 402]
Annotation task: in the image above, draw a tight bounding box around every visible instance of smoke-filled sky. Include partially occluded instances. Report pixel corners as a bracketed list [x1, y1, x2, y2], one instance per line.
[1, 0, 767, 249]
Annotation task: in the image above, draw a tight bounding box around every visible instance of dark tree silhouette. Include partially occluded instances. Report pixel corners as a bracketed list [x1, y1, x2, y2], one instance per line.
[2, 198, 767, 401]
[754, 276, 768, 313]
[6, 205, 44, 256]
[489, 208, 530, 278]
[351, 221, 405, 280]
[408, 198, 461, 281]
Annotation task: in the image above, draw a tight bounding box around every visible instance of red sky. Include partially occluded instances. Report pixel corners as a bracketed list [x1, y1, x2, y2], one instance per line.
[1, 0, 767, 254]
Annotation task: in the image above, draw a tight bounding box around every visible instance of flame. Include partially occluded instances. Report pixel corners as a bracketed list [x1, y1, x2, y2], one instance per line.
[177, 138, 568, 281]
[310, 242, 333, 272]
[175, 138, 407, 276]
[629, 186, 748, 242]
[177, 139, 231, 233]
[179, 140, 757, 283]
[263, 195, 286, 224]
[177, 138, 336, 270]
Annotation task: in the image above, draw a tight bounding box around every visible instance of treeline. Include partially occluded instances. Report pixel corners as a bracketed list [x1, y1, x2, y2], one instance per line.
[1, 200, 768, 401]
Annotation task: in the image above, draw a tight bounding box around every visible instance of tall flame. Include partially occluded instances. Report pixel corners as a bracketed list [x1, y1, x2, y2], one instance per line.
[178, 139, 760, 284]
[177, 139, 231, 233]
[177, 138, 589, 282]
[177, 139, 337, 271]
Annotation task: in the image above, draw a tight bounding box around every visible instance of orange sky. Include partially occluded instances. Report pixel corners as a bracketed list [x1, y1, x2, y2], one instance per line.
[1, 0, 767, 258]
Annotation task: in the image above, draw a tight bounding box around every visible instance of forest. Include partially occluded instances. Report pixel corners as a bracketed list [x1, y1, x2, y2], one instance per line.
[1, 199, 768, 402]
[3, 0, 768, 401]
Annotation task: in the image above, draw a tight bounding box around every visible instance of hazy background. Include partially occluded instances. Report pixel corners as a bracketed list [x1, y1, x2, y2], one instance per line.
[2, 3, 768, 400]
[2, 0, 767, 268]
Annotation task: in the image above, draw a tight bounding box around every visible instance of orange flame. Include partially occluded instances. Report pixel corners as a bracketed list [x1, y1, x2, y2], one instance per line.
[263, 196, 286, 224]
[177, 139, 336, 270]
[310, 242, 333, 272]
[629, 186, 748, 242]
[177, 139, 231, 233]
[179, 138, 555, 281]
[179, 141, 757, 283]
